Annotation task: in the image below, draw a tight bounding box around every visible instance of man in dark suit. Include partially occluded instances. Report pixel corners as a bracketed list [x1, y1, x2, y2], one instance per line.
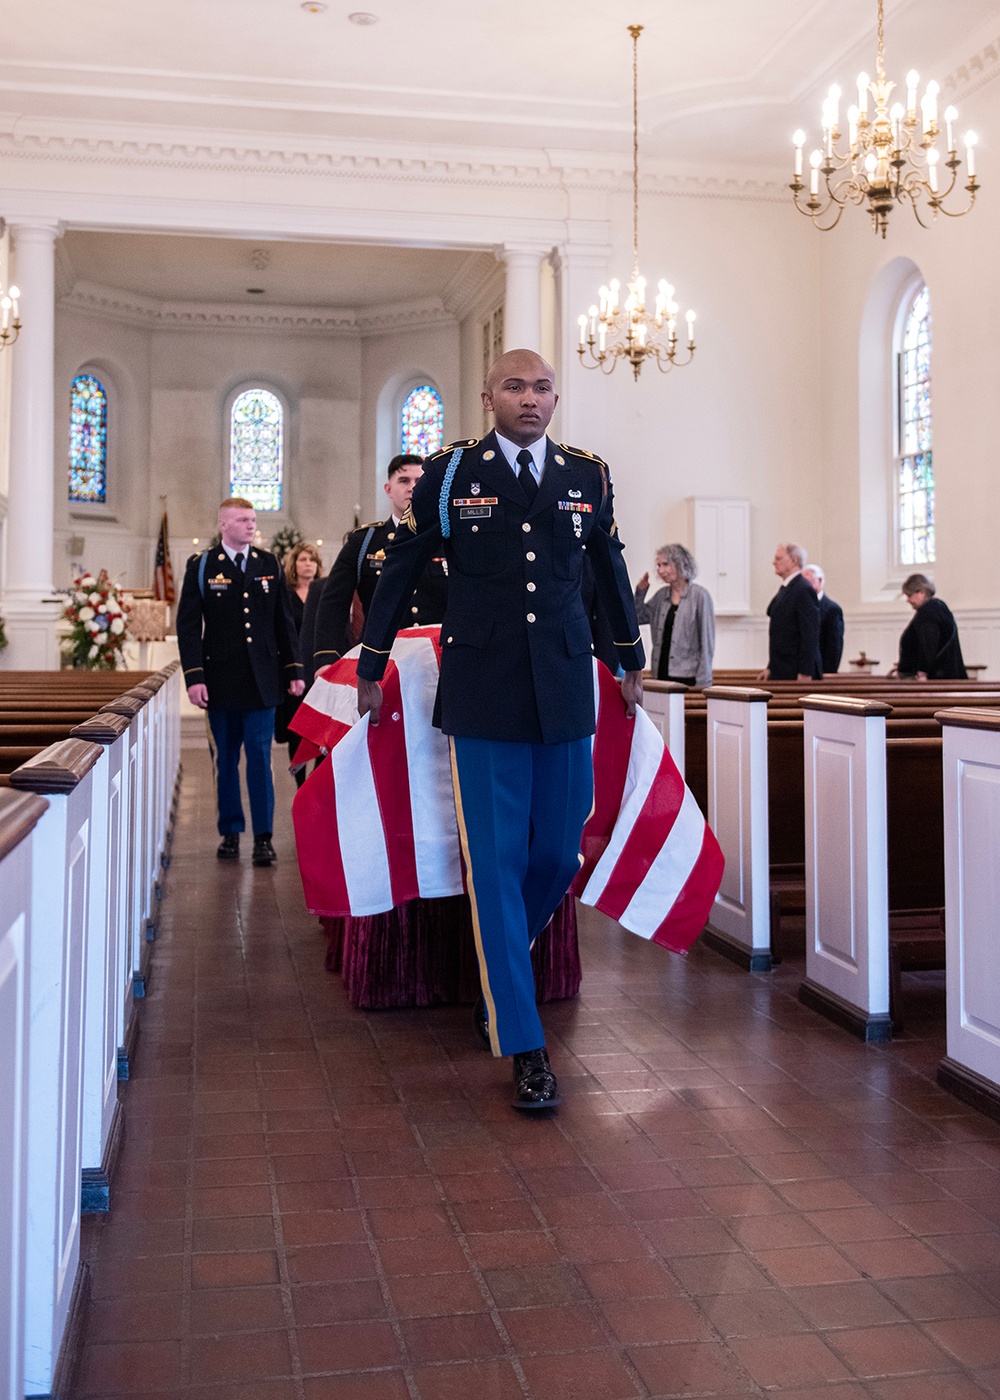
[312, 454, 447, 671]
[177, 497, 303, 867]
[803, 564, 845, 674]
[761, 542, 821, 681]
[356, 349, 644, 1112]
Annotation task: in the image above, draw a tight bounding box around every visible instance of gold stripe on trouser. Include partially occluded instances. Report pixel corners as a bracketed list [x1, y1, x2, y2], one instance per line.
[448, 737, 502, 1058]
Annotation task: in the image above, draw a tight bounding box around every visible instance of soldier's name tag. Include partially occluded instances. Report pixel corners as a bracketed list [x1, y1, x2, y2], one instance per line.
[453, 497, 498, 507]
[557, 501, 593, 513]
[208, 574, 230, 591]
[459, 506, 492, 519]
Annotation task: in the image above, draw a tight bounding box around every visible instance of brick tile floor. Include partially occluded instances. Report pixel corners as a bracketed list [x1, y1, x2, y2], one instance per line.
[73, 751, 1000, 1398]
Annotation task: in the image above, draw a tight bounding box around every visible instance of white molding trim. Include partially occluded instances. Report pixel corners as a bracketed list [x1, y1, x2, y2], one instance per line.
[58, 280, 458, 336]
[0, 114, 789, 203]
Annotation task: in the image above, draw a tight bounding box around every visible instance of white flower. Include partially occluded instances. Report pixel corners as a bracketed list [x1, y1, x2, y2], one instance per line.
[88, 592, 101, 606]
[75, 590, 88, 604]
[78, 606, 94, 622]
[88, 645, 99, 659]
[81, 575, 95, 588]
[110, 617, 125, 635]
[106, 599, 120, 616]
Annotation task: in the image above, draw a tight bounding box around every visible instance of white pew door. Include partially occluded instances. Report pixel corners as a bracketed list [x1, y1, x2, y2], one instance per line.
[705, 687, 772, 970]
[939, 714, 1000, 1113]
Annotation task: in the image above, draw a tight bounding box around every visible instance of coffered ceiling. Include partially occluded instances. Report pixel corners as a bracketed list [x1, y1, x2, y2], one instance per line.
[4, 0, 998, 169]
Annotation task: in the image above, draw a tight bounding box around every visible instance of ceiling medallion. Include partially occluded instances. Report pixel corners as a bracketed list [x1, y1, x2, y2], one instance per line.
[577, 25, 696, 381]
[348, 11, 379, 25]
[790, 0, 980, 237]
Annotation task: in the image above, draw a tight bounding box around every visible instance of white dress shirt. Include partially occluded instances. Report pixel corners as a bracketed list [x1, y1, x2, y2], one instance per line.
[222, 543, 250, 568]
[495, 432, 547, 487]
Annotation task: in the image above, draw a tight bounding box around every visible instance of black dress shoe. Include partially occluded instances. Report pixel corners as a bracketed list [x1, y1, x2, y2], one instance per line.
[252, 836, 276, 867]
[217, 834, 240, 860]
[512, 1047, 560, 1111]
[473, 995, 491, 1049]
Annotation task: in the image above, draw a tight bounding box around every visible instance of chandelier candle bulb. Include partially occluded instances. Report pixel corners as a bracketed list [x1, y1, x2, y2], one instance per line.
[965, 131, 977, 178]
[906, 70, 919, 113]
[686, 310, 696, 345]
[858, 71, 870, 115]
[828, 84, 841, 128]
[793, 129, 805, 176]
[810, 149, 822, 195]
[944, 106, 957, 151]
[578, 314, 588, 346]
[927, 147, 939, 192]
[847, 105, 859, 145]
[925, 80, 939, 124]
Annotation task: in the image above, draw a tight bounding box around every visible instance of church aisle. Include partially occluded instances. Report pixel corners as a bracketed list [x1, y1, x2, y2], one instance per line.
[73, 752, 1000, 1400]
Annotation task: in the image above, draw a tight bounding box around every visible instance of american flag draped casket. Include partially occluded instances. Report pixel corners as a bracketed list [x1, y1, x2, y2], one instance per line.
[290, 628, 723, 955]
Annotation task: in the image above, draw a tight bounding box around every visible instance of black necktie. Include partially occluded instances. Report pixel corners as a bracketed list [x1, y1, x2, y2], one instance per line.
[235, 553, 245, 577]
[516, 449, 538, 505]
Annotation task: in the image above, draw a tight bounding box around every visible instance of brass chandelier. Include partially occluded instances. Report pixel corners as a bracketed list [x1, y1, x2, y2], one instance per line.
[577, 24, 696, 380]
[790, 0, 980, 237]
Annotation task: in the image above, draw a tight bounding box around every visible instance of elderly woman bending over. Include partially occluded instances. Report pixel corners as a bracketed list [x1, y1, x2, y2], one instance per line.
[634, 543, 716, 687]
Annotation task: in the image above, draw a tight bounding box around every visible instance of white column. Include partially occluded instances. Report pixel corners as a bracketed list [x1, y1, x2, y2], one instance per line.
[551, 242, 612, 448]
[799, 696, 892, 1041]
[938, 709, 1000, 1117]
[704, 686, 772, 969]
[2, 220, 62, 670]
[500, 246, 546, 353]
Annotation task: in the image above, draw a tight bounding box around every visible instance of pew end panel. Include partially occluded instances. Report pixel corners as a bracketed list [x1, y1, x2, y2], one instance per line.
[642, 681, 688, 778]
[703, 688, 773, 971]
[799, 697, 893, 1043]
[936, 710, 1000, 1122]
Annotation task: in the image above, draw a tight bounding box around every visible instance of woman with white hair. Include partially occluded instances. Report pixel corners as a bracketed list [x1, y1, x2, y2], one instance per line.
[634, 543, 715, 686]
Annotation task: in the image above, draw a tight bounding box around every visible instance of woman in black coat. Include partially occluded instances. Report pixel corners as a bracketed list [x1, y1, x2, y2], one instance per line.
[275, 543, 323, 783]
[894, 573, 967, 680]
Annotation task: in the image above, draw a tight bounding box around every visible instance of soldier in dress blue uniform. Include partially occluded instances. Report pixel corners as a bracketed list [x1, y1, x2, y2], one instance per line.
[312, 454, 448, 669]
[176, 497, 304, 867]
[356, 350, 644, 1111]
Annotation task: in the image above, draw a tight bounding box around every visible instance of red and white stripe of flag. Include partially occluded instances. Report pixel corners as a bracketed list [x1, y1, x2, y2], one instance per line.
[291, 629, 722, 954]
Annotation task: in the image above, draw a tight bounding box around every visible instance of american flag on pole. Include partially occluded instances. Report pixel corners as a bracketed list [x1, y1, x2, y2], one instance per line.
[291, 630, 723, 955]
[152, 511, 176, 604]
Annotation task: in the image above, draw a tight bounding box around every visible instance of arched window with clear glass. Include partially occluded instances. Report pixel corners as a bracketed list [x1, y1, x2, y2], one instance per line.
[400, 384, 444, 457]
[69, 373, 108, 504]
[896, 284, 934, 565]
[231, 388, 283, 511]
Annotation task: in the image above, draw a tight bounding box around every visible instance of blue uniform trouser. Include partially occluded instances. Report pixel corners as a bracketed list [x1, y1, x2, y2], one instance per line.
[449, 735, 594, 1058]
[208, 707, 276, 837]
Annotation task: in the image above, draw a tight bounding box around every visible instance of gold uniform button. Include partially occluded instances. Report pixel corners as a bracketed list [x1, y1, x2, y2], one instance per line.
[447, 635, 454, 643]
[247, 637, 253, 643]
[244, 607, 249, 614]
[410, 606, 418, 614]
[527, 613, 536, 623]
[243, 592, 249, 599]
[245, 621, 251, 628]
[522, 523, 531, 533]
[526, 582, 536, 592]
[526, 551, 536, 561]
[471, 525, 479, 533]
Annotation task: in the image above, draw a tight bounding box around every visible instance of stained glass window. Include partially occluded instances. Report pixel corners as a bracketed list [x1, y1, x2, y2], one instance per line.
[896, 284, 934, 565]
[69, 374, 108, 503]
[231, 388, 283, 511]
[401, 384, 444, 457]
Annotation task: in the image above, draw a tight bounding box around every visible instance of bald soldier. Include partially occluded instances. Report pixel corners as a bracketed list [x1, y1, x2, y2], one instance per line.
[356, 350, 644, 1111]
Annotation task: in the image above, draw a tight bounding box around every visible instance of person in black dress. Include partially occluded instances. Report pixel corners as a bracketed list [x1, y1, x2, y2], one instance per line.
[276, 542, 323, 785]
[893, 573, 967, 680]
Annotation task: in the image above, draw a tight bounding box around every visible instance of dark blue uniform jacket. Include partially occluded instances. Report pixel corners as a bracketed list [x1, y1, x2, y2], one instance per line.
[313, 518, 448, 670]
[817, 593, 845, 674]
[176, 546, 302, 710]
[355, 432, 644, 745]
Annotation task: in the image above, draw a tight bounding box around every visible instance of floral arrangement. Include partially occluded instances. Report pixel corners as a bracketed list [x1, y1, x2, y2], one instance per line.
[270, 525, 303, 563]
[0, 611, 7, 652]
[61, 571, 131, 670]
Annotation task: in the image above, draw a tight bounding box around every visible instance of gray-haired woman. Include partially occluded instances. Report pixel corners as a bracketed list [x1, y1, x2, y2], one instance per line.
[634, 543, 716, 687]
